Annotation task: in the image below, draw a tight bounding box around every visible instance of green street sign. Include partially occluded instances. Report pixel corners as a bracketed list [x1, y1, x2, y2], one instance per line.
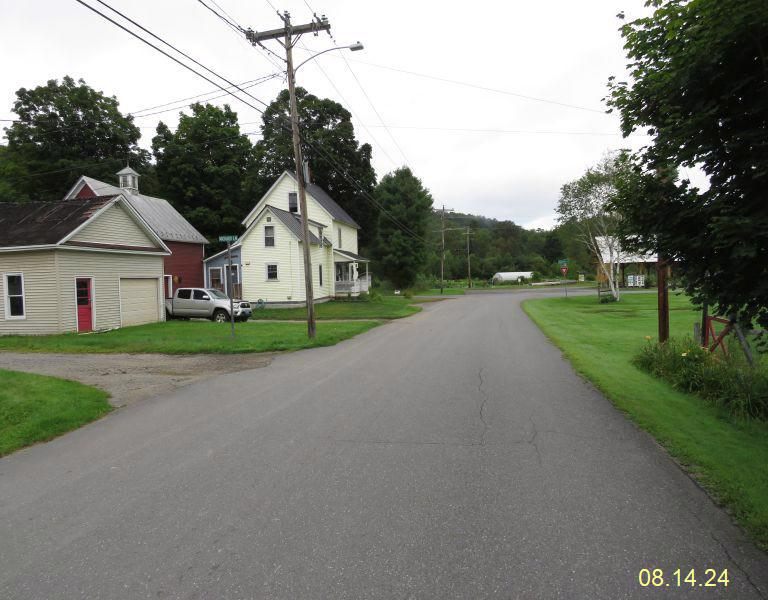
[218, 235, 238, 243]
[558, 258, 569, 267]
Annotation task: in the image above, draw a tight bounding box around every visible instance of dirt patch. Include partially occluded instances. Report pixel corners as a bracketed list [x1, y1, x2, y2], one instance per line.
[0, 352, 275, 407]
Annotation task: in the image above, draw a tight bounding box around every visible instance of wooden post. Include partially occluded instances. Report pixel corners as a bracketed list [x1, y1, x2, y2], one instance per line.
[700, 301, 708, 346]
[657, 253, 669, 343]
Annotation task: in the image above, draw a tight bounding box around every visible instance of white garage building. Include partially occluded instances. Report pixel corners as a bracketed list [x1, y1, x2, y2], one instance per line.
[0, 195, 169, 335]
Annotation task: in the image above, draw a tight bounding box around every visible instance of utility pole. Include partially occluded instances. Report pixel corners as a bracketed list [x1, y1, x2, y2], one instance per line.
[439, 205, 454, 294]
[246, 13, 330, 339]
[657, 252, 669, 343]
[465, 226, 474, 289]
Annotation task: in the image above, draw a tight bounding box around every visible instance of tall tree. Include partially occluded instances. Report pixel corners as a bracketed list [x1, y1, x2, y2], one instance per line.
[557, 154, 629, 300]
[152, 103, 252, 241]
[372, 168, 433, 288]
[247, 87, 378, 248]
[1, 76, 147, 202]
[607, 0, 768, 328]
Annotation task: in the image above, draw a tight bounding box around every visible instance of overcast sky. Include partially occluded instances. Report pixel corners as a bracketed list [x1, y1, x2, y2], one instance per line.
[1, 0, 656, 229]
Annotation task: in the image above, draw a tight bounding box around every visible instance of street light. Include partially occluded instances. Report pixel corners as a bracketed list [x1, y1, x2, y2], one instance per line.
[294, 42, 364, 72]
[247, 14, 363, 340]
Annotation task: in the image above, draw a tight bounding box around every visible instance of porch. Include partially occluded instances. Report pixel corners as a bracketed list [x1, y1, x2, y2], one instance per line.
[334, 249, 370, 296]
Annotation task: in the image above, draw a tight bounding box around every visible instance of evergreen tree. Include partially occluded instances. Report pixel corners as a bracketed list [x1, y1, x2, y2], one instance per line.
[372, 168, 433, 288]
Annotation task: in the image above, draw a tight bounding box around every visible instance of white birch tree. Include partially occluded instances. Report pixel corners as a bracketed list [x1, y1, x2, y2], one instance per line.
[557, 155, 626, 301]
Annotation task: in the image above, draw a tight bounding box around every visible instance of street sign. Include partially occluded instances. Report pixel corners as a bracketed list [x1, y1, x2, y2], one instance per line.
[218, 235, 238, 243]
[558, 258, 569, 267]
[561, 266, 569, 276]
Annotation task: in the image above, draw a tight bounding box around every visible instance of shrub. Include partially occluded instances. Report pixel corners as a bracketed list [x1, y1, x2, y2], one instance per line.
[634, 337, 768, 420]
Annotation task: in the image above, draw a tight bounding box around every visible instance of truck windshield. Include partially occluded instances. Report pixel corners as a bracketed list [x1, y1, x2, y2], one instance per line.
[207, 289, 228, 299]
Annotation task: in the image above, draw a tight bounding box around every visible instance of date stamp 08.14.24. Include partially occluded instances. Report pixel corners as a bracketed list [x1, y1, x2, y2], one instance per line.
[638, 568, 729, 588]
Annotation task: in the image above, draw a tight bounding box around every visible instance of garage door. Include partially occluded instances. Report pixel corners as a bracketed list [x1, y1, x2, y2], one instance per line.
[120, 278, 159, 327]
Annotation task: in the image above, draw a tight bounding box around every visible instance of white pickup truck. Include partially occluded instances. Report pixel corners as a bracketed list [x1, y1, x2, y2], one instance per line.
[165, 288, 252, 323]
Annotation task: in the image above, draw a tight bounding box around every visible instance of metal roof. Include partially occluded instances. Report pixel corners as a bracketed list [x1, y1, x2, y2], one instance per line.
[333, 248, 370, 262]
[267, 206, 324, 245]
[78, 176, 209, 244]
[0, 196, 118, 247]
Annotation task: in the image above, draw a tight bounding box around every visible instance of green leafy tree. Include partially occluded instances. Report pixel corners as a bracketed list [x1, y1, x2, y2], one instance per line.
[542, 232, 565, 264]
[1, 76, 147, 202]
[247, 88, 378, 248]
[372, 168, 433, 288]
[607, 0, 768, 328]
[152, 103, 252, 241]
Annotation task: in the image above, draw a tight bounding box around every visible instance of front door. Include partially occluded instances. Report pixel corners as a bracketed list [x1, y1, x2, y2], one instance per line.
[76, 278, 93, 333]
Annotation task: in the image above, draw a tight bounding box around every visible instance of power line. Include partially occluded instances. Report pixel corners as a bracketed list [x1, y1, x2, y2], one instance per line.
[78, 0, 270, 114]
[362, 124, 634, 136]
[324, 56, 607, 114]
[12, 130, 263, 181]
[297, 41, 400, 169]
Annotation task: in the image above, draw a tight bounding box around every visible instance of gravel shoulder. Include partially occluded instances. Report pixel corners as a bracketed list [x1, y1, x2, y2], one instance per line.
[0, 352, 274, 407]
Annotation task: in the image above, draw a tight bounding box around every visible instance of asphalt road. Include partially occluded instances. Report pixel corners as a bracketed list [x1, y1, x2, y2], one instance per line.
[1, 290, 766, 599]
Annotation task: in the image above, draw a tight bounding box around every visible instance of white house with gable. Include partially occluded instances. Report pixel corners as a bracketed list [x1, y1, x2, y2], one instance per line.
[229, 170, 370, 304]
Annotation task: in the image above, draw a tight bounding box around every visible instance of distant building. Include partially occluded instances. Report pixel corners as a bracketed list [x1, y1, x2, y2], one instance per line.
[493, 272, 534, 283]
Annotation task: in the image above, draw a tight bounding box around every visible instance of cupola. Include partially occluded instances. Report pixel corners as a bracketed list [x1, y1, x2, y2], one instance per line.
[116, 165, 139, 194]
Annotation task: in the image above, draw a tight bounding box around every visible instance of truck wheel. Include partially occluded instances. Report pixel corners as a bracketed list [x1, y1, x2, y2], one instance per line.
[165, 310, 172, 320]
[213, 309, 228, 323]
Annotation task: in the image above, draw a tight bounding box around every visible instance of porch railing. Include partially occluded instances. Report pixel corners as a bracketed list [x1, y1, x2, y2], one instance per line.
[335, 273, 371, 295]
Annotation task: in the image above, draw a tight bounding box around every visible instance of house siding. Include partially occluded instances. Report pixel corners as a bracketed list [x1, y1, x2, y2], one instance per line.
[0, 251, 60, 335]
[56, 249, 164, 331]
[70, 203, 155, 247]
[165, 241, 204, 294]
[244, 174, 333, 230]
[334, 221, 359, 255]
[0, 249, 164, 334]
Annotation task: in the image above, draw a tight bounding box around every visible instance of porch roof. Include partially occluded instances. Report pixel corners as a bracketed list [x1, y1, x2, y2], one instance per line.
[334, 248, 370, 263]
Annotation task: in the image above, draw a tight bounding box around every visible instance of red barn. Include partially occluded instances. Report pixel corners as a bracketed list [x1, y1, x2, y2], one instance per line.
[65, 168, 208, 299]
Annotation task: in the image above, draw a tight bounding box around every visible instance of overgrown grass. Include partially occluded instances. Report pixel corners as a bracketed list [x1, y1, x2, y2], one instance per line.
[635, 337, 768, 420]
[0, 369, 111, 456]
[0, 320, 381, 355]
[523, 292, 768, 548]
[249, 296, 422, 320]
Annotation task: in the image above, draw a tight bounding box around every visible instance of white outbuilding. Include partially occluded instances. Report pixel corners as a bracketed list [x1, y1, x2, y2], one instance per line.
[492, 271, 534, 283]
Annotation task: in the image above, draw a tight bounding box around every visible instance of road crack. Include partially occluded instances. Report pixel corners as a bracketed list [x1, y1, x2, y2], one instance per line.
[528, 416, 543, 467]
[477, 367, 489, 446]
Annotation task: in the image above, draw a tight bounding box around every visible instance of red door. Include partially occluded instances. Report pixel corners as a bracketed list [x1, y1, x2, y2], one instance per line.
[76, 278, 93, 333]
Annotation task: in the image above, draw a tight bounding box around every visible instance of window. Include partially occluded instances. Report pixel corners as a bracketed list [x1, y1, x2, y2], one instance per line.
[3, 273, 25, 319]
[265, 225, 275, 247]
[288, 192, 298, 213]
[164, 275, 173, 299]
[227, 264, 239, 285]
[337, 227, 342, 248]
[209, 267, 223, 291]
[319, 264, 323, 287]
[266, 264, 278, 281]
[177, 288, 192, 300]
[193, 289, 209, 300]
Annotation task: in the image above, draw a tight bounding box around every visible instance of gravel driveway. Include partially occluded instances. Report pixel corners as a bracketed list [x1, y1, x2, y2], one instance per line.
[0, 352, 274, 406]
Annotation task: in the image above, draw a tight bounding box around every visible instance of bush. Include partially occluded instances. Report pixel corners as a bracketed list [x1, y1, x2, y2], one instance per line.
[634, 337, 768, 420]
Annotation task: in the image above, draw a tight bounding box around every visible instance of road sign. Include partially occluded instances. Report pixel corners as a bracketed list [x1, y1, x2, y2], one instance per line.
[558, 258, 569, 267]
[218, 235, 238, 243]
[561, 266, 569, 276]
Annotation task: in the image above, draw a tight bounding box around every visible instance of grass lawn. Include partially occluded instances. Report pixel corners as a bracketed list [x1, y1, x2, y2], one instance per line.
[0, 369, 111, 456]
[0, 320, 380, 355]
[523, 291, 768, 549]
[249, 296, 422, 320]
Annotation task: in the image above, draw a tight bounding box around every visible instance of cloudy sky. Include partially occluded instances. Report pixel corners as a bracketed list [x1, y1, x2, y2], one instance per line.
[1, 0, 655, 228]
